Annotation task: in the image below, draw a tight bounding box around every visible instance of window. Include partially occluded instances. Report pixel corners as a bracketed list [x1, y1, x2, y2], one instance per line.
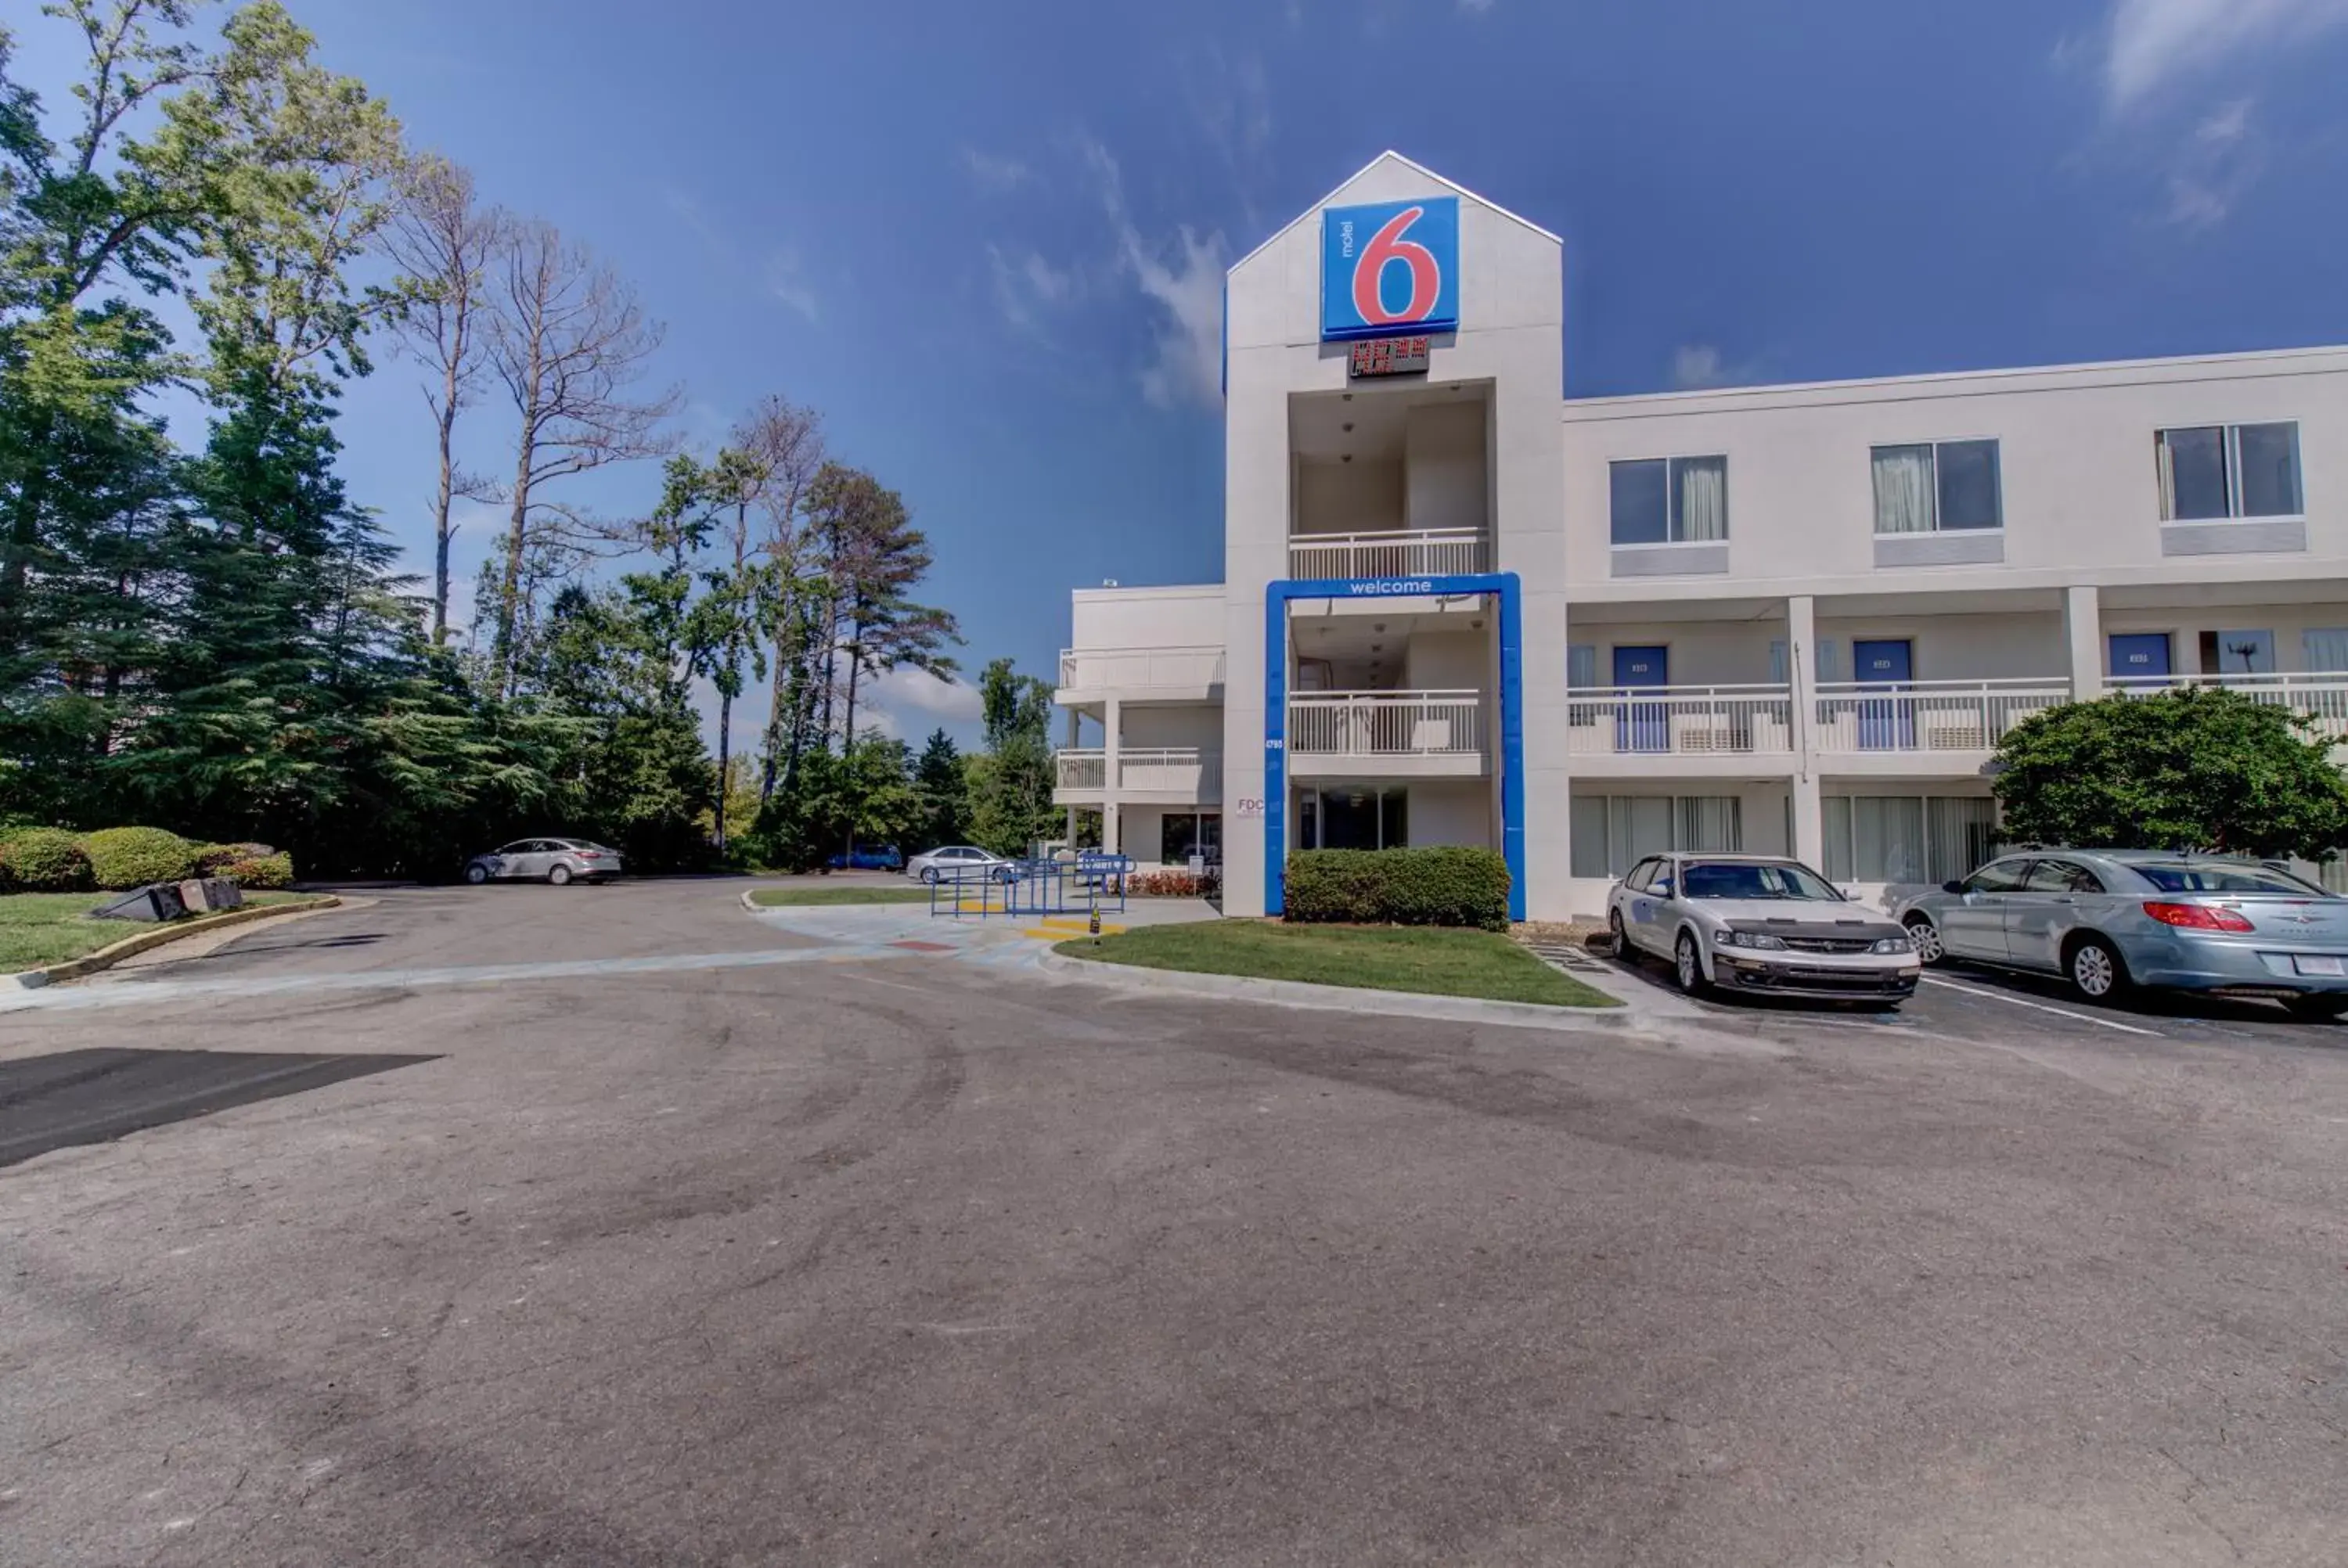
[1964, 859, 2033, 894]
[1822, 796, 1997, 883]
[1680, 861, 1842, 901]
[2133, 862, 2323, 895]
[1571, 795, 1744, 878]
[1161, 811, 1220, 865]
[1871, 440, 2001, 534]
[1610, 455, 1728, 545]
[2022, 860, 2105, 894]
[1625, 858, 1661, 893]
[2157, 423, 2302, 520]
[2305, 629, 2348, 674]
[2199, 629, 2274, 676]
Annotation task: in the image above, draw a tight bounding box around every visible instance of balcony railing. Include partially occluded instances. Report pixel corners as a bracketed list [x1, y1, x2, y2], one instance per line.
[1812, 678, 2069, 753]
[1289, 691, 1484, 757]
[1568, 684, 1794, 756]
[1057, 749, 1106, 790]
[2111, 671, 2348, 735]
[1057, 645, 1225, 692]
[1288, 528, 1488, 581]
[1118, 747, 1219, 794]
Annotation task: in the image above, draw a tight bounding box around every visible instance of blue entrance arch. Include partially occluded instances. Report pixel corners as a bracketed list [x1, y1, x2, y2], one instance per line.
[1263, 572, 1526, 921]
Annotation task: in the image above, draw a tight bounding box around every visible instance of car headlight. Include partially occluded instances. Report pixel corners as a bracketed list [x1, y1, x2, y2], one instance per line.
[1721, 930, 1788, 951]
[1872, 935, 1914, 955]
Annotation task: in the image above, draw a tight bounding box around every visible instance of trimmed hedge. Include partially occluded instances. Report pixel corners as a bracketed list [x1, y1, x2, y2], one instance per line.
[82, 826, 200, 890]
[219, 851, 294, 890]
[196, 840, 276, 876]
[1283, 847, 1512, 932]
[0, 828, 95, 892]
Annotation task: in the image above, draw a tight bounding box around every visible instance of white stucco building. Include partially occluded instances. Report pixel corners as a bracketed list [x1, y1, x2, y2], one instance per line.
[1054, 153, 2348, 919]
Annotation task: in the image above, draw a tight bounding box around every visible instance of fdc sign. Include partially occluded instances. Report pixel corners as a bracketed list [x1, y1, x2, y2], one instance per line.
[1320, 196, 1460, 342]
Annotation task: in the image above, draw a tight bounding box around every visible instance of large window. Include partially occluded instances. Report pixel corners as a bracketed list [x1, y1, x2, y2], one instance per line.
[1821, 796, 1997, 884]
[1871, 440, 2002, 534]
[1161, 811, 1221, 865]
[1570, 794, 1742, 878]
[1610, 456, 1728, 545]
[2157, 423, 2302, 520]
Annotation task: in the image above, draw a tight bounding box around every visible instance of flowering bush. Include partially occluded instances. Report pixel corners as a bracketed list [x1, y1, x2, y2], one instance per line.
[1129, 869, 1218, 897]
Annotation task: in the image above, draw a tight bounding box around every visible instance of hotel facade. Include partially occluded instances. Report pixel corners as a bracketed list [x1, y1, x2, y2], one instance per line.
[1053, 153, 2348, 921]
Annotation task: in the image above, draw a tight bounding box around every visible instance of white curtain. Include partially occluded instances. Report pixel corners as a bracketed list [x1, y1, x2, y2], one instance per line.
[1925, 797, 1998, 883]
[1852, 796, 1925, 883]
[1568, 645, 1598, 689]
[2303, 629, 2348, 674]
[1676, 796, 1743, 852]
[1872, 445, 1936, 534]
[1674, 456, 1728, 542]
[1822, 797, 1854, 881]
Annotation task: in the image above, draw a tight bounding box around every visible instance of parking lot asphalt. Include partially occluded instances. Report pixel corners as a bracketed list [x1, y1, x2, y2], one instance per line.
[4, 880, 2346, 1566]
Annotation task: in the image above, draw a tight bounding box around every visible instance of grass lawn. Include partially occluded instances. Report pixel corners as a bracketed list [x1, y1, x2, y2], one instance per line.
[0, 890, 305, 973]
[1056, 920, 1620, 1008]
[747, 883, 931, 908]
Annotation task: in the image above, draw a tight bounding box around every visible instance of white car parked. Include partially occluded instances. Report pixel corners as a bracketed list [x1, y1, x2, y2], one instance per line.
[1606, 852, 1920, 1004]
[905, 845, 1018, 885]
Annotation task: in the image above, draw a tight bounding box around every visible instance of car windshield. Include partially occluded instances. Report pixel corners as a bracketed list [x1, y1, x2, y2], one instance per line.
[1678, 861, 1842, 901]
[2133, 863, 2328, 895]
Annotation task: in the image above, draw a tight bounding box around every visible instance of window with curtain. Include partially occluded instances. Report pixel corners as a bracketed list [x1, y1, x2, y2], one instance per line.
[2303, 629, 2348, 674]
[1872, 441, 2001, 533]
[2158, 423, 2302, 520]
[1823, 796, 1999, 883]
[1610, 455, 1730, 544]
[1567, 645, 1598, 688]
[1570, 796, 1745, 877]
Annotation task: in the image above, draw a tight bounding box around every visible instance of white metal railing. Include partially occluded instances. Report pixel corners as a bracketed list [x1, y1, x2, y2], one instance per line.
[1567, 684, 1794, 756]
[1119, 747, 1219, 795]
[1056, 750, 1105, 789]
[1056, 645, 1225, 692]
[1287, 528, 1488, 581]
[1812, 678, 2069, 753]
[2110, 671, 2348, 736]
[1288, 691, 1484, 757]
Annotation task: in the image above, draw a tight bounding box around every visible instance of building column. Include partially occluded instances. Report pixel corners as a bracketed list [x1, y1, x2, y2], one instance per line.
[1788, 595, 1826, 870]
[2062, 584, 2103, 701]
[1101, 698, 1122, 854]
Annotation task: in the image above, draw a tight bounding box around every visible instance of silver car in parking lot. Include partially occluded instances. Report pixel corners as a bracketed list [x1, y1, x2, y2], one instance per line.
[463, 837, 623, 886]
[1606, 853, 1921, 1003]
[1895, 850, 2348, 1018]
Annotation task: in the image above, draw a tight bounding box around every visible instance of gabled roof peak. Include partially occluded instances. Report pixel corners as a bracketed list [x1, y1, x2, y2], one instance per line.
[1231, 150, 1561, 275]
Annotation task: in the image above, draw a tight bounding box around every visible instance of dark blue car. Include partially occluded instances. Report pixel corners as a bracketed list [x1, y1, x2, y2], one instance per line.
[827, 846, 903, 872]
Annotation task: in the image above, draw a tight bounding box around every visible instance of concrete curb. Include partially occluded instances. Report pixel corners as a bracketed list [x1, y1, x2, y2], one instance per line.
[1034, 945, 1651, 1033]
[2, 896, 342, 991]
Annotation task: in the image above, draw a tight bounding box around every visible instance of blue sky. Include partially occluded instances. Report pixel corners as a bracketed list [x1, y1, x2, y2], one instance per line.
[17, 0, 2348, 749]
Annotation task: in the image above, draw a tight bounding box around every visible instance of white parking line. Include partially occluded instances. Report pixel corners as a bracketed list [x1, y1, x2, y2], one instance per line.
[1918, 976, 2161, 1037]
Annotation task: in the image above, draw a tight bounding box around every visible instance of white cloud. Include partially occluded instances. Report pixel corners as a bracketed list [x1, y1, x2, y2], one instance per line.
[765, 248, 819, 321]
[1670, 344, 1760, 390]
[1081, 135, 1230, 410]
[864, 667, 984, 739]
[2163, 95, 2266, 227]
[987, 243, 1077, 333]
[1458, 0, 1497, 12]
[959, 147, 1035, 194]
[2102, 0, 2348, 110]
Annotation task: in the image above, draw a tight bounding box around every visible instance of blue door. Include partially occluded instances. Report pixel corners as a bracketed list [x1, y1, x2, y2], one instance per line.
[2109, 633, 2171, 685]
[1853, 639, 1914, 750]
[1614, 646, 1669, 753]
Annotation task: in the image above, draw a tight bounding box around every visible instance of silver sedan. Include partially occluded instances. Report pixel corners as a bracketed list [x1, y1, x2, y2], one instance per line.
[1895, 851, 2348, 1018]
[1606, 853, 1921, 1003]
[463, 838, 624, 886]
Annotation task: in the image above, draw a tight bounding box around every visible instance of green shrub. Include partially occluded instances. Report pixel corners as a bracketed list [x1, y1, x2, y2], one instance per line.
[81, 826, 200, 890]
[1283, 847, 1512, 931]
[0, 828, 95, 891]
[196, 841, 275, 876]
[220, 851, 294, 890]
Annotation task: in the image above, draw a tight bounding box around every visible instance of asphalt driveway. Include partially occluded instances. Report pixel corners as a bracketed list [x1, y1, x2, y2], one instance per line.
[3, 880, 2345, 1566]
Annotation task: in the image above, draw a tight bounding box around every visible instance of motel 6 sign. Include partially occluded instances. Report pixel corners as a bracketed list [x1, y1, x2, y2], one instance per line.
[1320, 196, 1460, 342]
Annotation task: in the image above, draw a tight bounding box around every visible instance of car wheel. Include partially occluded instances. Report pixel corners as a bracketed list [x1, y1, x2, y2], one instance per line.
[2283, 995, 2348, 1022]
[2065, 934, 2128, 1004]
[920, 867, 938, 885]
[547, 864, 574, 887]
[1607, 908, 1630, 958]
[1674, 930, 1710, 996]
[464, 864, 488, 885]
[1904, 915, 1945, 966]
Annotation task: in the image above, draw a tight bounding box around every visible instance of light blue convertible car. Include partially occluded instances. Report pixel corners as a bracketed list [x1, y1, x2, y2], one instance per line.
[1895, 850, 2348, 1018]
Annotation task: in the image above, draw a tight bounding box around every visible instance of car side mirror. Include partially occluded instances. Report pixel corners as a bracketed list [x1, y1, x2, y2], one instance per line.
[1652, 881, 1673, 898]
[1942, 880, 1966, 895]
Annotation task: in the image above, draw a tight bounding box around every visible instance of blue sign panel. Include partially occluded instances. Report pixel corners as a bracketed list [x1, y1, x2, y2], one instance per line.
[1320, 197, 1460, 342]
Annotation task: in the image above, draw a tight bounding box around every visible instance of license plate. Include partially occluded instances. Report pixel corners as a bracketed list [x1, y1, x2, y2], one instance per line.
[2294, 955, 2346, 977]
